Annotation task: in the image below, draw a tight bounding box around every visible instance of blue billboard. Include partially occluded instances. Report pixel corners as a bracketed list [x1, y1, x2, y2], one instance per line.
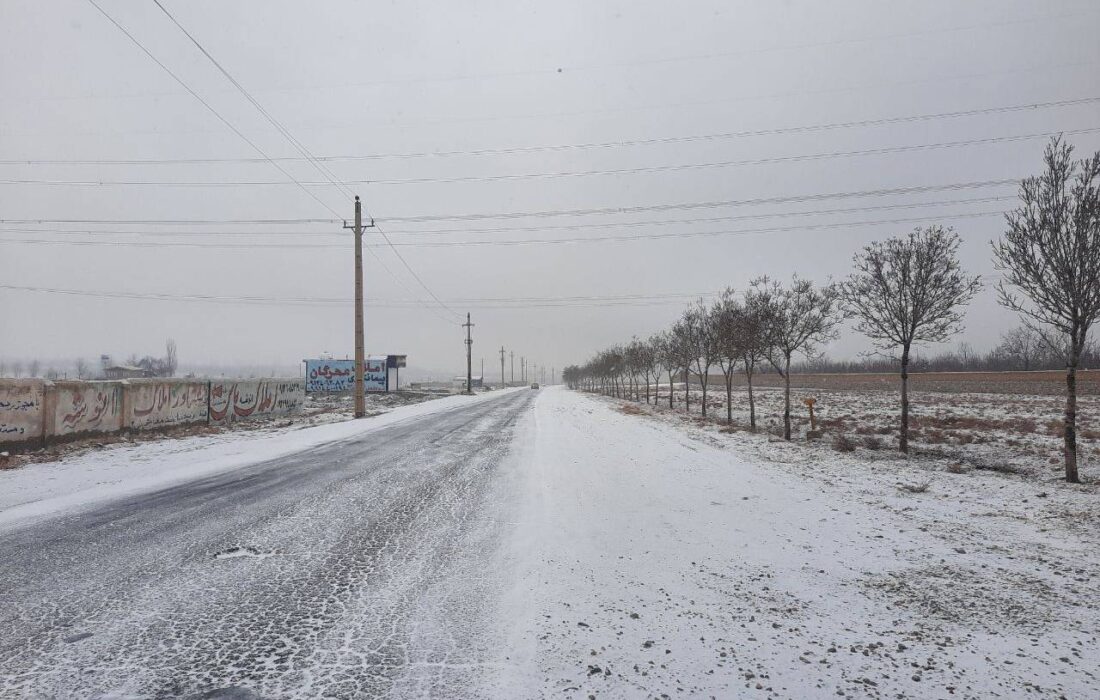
[305, 358, 387, 392]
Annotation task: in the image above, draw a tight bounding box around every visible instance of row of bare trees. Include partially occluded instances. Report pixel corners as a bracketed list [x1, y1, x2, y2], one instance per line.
[562, 275, 845, 441]
[565, 136, 1100, 483]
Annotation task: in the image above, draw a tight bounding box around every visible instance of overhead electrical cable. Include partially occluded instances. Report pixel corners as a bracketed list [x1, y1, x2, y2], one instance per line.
[149, 0, 356, 201]
[0, 210, 1007, 250]
[90, 0, 456, 322]
[84, 0, 344, 219]
[0, 177, 1020, 227]
[151, 0, 459, 321]
[0, 284, 725, 309]
[3, 128, 1093, 188]
[3, 96, 1095, 166]
[377, 179, 1020, 223]
[0, 195, 1016, 238]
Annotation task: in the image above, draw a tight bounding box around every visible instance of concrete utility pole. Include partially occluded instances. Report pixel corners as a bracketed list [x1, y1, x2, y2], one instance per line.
[499, 346, 506, 387]
[510, 351, 514, 384]
[463, 313, 474, 394]
[343, 196, 374, 419]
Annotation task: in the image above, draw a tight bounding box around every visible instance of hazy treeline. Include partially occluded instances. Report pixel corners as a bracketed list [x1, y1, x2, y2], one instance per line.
[793, 331, 1100, 374]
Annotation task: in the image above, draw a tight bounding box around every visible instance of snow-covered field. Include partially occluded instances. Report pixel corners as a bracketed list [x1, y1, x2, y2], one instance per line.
[494, 388, 1099, 698]
[646, 383, 1100, 480]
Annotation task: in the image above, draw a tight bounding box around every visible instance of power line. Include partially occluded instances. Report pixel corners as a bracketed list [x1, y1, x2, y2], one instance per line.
[4, 128, 1093, 188]
[0, 210, 1008, 250]
[378, 179, 1020, 223]
[152, 0, 455, 320]
[84, 0, 345, 219]
[150, 0, 357, 202]
[0, 217, 340, 225]
[4, 97, 1095, 166]
[0, 195, 1016, 238]
[0, 284, 725, 308]
[0, 178, 1019, 228]
[90, 0, 455, 321]
[150, 3, 456, 324]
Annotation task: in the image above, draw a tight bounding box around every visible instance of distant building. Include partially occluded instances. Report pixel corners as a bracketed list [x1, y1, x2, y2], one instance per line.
[453, 375, 483, 389]
[102, 365, 155, 379]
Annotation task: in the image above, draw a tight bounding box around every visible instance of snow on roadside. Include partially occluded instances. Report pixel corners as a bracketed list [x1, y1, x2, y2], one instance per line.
[492, 388, 1099, 699]
[0, 389, 521, 531]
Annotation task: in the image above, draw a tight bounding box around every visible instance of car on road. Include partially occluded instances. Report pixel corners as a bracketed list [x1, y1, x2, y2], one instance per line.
[530, 383, 540, 389]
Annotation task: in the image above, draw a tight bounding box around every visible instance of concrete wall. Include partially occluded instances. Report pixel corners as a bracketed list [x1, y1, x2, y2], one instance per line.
[208, 379, 305, 424]
[0, 380, 45, 447]
[126, 379, 209, 431]
[0, 377, 304, 450]
[48, 381, 124, 438]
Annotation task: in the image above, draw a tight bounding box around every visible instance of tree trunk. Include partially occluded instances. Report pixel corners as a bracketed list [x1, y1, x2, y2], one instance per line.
[684, 368, 690, 414]
[1065, 338, 1080, 483]
[700, 366, 708, 418]
[782, 354, 792, 440]
[667, 370, 674, 408]
[746, 365, 756, 432]
[725, 369, 733, 424]
[900, 345, 910, 454]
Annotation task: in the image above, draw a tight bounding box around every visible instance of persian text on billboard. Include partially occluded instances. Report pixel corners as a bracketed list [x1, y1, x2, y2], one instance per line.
[305, 359, 386, 392]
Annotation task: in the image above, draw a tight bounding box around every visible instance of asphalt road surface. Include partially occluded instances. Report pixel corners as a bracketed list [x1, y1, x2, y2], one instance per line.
[0, 389, 534, 698]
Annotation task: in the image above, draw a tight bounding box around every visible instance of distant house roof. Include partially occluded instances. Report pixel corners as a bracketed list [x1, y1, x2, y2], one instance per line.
[103, 365, 156, 378]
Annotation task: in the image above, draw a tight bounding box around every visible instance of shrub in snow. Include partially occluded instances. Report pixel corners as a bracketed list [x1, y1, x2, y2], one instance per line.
[833, 434, 857, 452]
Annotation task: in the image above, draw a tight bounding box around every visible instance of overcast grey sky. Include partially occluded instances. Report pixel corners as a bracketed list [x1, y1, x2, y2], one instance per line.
[2, 0, 1098, 377]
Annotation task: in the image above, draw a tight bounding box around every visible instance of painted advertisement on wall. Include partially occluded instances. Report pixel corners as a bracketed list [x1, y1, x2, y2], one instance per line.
[305, 359, 387, 392]
[127, 380, 209, 431]
[209, 379, 304, 424]
[0, 380, 45, 445]
[52, 382, 123, 437]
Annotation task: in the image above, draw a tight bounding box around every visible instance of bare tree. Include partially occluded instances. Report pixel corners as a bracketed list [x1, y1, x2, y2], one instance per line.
[670, 319, 694, 413]
[754, 276, 844, 440]
[738, 286, 773, 432]
[655, 332, 678, 410]
[843, 226, 981, 453]
[645, 334, 663, 405]
[996, 326, 1044, 370]
[12, 360, 24, 378]
[28, 359, 41, 378]
[992, 136, 1100, 483]
[74, 358, 91, 379]
[712, 291, 743, 425]
[679, 301, 719, 418]
[165, 338, 179, 377]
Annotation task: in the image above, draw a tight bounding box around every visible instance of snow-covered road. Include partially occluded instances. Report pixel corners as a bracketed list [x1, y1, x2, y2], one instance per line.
[1, 389, 533, 698]
[1, 387, 1096, 698]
